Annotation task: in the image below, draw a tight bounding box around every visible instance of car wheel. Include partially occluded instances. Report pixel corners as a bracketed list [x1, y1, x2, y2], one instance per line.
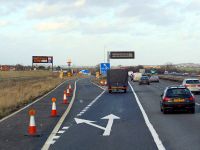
[160, 106, 163, 112]
[163, 107, 168, 114]
[109, 90, 112, 93]
[124, 89, 127, 93]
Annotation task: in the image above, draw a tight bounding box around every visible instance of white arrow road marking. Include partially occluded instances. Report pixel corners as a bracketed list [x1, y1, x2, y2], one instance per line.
[101, 114, 120, 136]
[75, 118, 106, 130]
[74, 114, 120, 136]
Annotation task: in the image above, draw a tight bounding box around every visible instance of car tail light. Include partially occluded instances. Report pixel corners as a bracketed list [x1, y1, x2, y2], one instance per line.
[189, 96, 195, 101]
[163, 97, 171, 102]
[197, 84, 200, 87]
[184, 84, 189, 87]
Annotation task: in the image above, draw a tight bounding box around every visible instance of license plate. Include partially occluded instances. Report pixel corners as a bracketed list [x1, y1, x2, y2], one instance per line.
[173, 99, 184, 102]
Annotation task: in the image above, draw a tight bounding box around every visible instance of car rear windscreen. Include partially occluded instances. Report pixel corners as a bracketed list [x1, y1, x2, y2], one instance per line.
[141, 76, 148, 80]
[186, 80, 200, 84]
[166, 88, 191, 98]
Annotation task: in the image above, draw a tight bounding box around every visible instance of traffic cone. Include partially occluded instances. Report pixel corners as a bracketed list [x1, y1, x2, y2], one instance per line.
[63, 90, 69, 104]
[68, 84, 73, 93]
[51, 97, 57, 117]
[66, 88, 71, 97]
[28, 109, 37, 135]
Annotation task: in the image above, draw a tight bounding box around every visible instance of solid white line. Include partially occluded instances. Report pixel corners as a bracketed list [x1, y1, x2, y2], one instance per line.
[128, 82, 166, 150]
[42, 79, 79, 150]
[62, 127, 69, 130]
[0, 79, 72, 123]
[57, 130, 65, 134]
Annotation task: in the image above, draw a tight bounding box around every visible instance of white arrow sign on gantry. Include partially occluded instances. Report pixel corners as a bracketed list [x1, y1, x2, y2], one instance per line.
[74, 114, 120, 136]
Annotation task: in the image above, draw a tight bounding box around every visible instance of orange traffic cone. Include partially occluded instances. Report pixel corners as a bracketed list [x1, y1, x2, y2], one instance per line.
[51, 97, 57, 117]
[28, 109, 37, 135]
[63, 90, 69, 104]
[66, 88, 71, 97]
[68, 84, 73, 93]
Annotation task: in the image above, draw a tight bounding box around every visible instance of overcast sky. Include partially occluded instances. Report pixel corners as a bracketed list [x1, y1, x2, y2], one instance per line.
[0, 0, 200, 66]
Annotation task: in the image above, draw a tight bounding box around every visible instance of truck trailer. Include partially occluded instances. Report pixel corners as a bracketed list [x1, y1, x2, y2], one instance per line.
[107, 69, 128, 93]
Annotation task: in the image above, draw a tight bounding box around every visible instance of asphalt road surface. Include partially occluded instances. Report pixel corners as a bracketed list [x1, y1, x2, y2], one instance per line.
[132, 79, 200, 150]
[1, 78, 200, 150]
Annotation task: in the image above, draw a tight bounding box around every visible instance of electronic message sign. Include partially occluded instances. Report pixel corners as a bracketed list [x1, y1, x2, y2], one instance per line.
[32, 56, 53, 63]
[110, 51, 135, 59]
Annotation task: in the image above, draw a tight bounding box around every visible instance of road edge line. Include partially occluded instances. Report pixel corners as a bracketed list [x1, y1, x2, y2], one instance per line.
[41, 79, 79, 150]
[0, 79, 73, 123]
[128, 82, 166, 150]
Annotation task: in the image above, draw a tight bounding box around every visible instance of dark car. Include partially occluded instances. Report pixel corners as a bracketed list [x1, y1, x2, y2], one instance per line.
[160, 86, 195, 114]
[139, 76, 150, 85]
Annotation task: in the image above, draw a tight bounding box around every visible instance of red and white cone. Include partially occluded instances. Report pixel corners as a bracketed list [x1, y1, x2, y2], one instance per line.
[28, 109, 37, 135]
[51, 97, 57, 117]
[66, 88, 71, 97]
[68, 84, 73, 93]
[63, 91, 69, 104]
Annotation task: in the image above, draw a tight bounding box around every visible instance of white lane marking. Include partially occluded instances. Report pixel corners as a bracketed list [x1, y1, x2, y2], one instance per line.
[196, 103, 200, 106]
[81, 109, 87, 112]
[75, 118, 106, 130]
[62, 127, 69, 130]
[129, 82, 166, 150]
[74, 114, 120, 136]
[42, 79, 79, 150]
[57, 130, 65, 134]
[101, 114, 120, 136]
[75, 90, 106, 120]
[0, 79, 73, 123]
[46, 140, 56, 145]
[90, 81, 106, 90]
[52, 136, 60, 139]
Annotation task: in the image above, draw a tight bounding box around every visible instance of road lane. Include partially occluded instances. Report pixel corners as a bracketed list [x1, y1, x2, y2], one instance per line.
[50, 82, 158, 150]
[131, 79, 200, 150]
[0, 78, 103, 150]
[0, 79, 76, 150]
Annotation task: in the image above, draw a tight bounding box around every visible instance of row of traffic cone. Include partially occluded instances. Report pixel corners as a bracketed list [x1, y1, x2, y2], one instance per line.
[27, 84, 73, 136]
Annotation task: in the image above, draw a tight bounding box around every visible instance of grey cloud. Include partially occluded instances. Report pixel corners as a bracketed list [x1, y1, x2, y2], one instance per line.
[118, 1, 184, 26]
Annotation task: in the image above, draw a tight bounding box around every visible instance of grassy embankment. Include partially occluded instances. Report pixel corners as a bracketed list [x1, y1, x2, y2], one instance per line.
[0, 71, 77, 119]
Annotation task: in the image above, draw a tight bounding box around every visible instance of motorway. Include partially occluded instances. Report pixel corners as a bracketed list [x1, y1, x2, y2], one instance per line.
[1, 77, 200, 150]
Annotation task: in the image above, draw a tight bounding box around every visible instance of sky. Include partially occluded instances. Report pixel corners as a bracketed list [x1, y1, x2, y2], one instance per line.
[0, 0, 200, 66]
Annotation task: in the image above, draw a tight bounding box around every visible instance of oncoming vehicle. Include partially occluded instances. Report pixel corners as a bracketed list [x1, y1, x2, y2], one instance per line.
[160, 86, 195, 114]
[149, 75, 159, 82]
[182, 79, 200, 94]
[139, 76, 150, 85]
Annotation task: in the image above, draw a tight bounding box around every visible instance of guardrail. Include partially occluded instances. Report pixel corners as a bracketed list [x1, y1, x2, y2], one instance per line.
[158, 74, 200, 83]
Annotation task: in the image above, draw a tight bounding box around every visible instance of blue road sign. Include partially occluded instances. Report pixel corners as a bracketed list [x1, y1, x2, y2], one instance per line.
[100, 63, 110, 75]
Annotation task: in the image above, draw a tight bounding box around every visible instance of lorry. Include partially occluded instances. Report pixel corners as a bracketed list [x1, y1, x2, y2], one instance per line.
[107, 69, 128, 93]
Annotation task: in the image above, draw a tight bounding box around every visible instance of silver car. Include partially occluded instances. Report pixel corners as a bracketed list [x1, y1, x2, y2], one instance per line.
[182, 79, 200, 93]
[149, 75, 159, 82]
